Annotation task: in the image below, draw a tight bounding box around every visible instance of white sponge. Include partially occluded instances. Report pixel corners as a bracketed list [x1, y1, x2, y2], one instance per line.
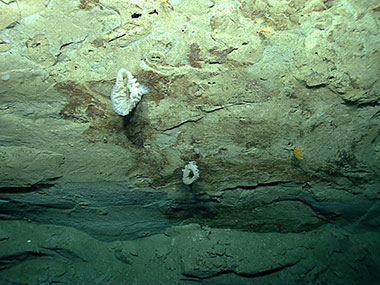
[110, 68, 148, 116]
[182, 161, 200, 185]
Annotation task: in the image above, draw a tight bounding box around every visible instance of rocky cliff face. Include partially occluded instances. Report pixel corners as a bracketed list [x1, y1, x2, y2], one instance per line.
[0, 0, 379, 283]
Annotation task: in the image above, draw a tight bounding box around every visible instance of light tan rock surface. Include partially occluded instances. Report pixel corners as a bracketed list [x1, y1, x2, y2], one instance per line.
[0, 0, 379, 283]
[1, 0, 379, 190]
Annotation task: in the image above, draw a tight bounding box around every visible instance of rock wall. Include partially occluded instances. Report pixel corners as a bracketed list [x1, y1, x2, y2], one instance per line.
[0, 0, 380, 283]
[1, 0, 379, 190]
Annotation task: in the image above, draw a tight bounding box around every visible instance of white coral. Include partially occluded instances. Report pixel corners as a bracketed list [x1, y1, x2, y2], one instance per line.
[182, 161, 200, 185]
[110, 68, 148, 116]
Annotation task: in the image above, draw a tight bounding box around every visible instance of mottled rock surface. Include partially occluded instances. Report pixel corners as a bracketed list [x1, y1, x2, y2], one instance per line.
[0, 0, 379, 283]
[1, 220, 379, 284]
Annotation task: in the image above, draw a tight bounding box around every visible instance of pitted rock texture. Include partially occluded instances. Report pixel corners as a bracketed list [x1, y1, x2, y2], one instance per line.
[0, 0, 380, 283]
[1, 0, 379, 190]
[0, 220, 379, 284]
